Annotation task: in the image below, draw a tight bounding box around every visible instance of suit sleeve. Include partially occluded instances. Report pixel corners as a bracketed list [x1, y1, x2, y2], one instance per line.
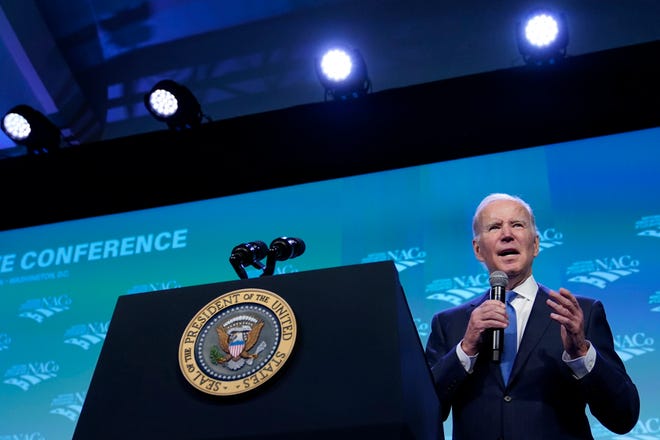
[578, 299, 640, 434]
[425, 311, 470, 421]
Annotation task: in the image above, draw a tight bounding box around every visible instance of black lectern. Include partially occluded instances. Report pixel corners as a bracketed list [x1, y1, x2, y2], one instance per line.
[73, 261, 442, 439]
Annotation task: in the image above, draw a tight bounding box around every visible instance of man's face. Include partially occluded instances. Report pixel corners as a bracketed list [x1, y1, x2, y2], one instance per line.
[472, 199, 539, 285]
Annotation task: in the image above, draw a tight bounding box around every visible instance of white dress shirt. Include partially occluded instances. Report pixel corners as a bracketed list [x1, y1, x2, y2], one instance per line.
[457, 274, 596, 378]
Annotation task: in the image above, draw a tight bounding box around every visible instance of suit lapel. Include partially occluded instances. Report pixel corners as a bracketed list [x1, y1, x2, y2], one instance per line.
[507, 286, 553, 384]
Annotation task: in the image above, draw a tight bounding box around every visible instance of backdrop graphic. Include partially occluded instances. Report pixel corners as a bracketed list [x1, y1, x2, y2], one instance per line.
[0, 126, 658, 439]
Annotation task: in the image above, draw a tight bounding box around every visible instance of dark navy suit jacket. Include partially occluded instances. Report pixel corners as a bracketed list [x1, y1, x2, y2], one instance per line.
[425, 284, 639, 440]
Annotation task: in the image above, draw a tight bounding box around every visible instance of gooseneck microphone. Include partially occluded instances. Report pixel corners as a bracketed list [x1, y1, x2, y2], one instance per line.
[489, 270, 509, 362]
[269, 237, 306, 261]
[262, 237, 306, 276]
[229, 241, 269, 279]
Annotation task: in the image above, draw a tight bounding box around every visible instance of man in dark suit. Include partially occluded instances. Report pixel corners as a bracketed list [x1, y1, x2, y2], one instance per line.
[425, 193, 639, 439]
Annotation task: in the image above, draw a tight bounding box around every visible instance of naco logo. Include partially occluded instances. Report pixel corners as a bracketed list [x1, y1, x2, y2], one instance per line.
[425, 272, 490, 306]
[566, 255, 640, 289]
[361, 247, 426, 273]
[268, 263, 303, 275]
[537, 227, 564, 252]
[592, 416, 660, 439]
[0, 332, 10, 351]
[614, 332, 655, 362]
[18, 294, 72, 323]
[635, 214, 660, 238]
[0, 433, 47, 440]
[63, 322, 110, 349]
[650, 291, 660, 312]
[50, 391, 86, 422]
[3, 361, 60, 391]
[127, 279, 181, 294]
[414, 317, 430, 339]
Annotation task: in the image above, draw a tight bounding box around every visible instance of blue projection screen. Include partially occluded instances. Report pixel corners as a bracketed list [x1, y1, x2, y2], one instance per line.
[0, 126, 659, 439]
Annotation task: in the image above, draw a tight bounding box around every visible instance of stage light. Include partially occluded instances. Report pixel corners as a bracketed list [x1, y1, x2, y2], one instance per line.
[516, 8, 569, 66]
[315, 46, 372, 101]
[144, 80, 206, 131]
[1, 105, 62, 155]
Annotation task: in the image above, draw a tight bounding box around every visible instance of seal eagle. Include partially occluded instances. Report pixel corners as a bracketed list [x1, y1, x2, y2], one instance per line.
[216, 319, 264, 362]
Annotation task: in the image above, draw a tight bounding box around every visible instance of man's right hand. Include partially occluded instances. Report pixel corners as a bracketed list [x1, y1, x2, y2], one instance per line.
[461, 299, 509, 356]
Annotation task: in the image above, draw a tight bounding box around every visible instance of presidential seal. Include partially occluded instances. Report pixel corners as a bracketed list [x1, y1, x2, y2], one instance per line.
[178, 288, 297, 396]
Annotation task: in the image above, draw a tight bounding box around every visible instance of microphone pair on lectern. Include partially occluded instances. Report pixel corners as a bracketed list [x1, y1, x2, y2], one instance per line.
[229, 237, 306, 279]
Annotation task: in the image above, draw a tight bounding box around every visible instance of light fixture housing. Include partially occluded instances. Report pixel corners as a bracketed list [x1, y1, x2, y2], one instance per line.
[516, 8, 569, 66]
[1, 105, 62, 155]
[315, 46, 372, 101]
[144, 80, 203, 130]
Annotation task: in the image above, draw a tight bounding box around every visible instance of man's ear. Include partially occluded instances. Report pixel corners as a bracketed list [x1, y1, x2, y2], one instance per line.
[472, 238, 484, 262]
[533, 234, 540, 257]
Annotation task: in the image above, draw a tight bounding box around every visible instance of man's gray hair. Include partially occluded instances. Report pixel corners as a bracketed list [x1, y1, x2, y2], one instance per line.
[472, 193, 536, 238]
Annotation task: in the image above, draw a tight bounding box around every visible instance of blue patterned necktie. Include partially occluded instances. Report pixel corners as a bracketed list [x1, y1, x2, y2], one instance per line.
[500, 290, 518, 385]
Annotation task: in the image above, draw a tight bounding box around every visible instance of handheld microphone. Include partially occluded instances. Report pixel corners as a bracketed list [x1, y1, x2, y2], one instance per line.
[489, 270, 508, 362]
[229, 241, 268, 279]
[262, 237, 306, 276]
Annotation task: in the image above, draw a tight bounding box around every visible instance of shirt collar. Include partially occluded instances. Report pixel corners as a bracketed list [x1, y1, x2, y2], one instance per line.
[512, 274, 538, 303]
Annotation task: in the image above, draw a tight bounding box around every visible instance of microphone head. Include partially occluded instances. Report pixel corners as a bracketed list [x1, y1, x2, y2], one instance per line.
[230, 241, 268, 265]
[489, 270, 509, 288]
[269, 237, 306, 261]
